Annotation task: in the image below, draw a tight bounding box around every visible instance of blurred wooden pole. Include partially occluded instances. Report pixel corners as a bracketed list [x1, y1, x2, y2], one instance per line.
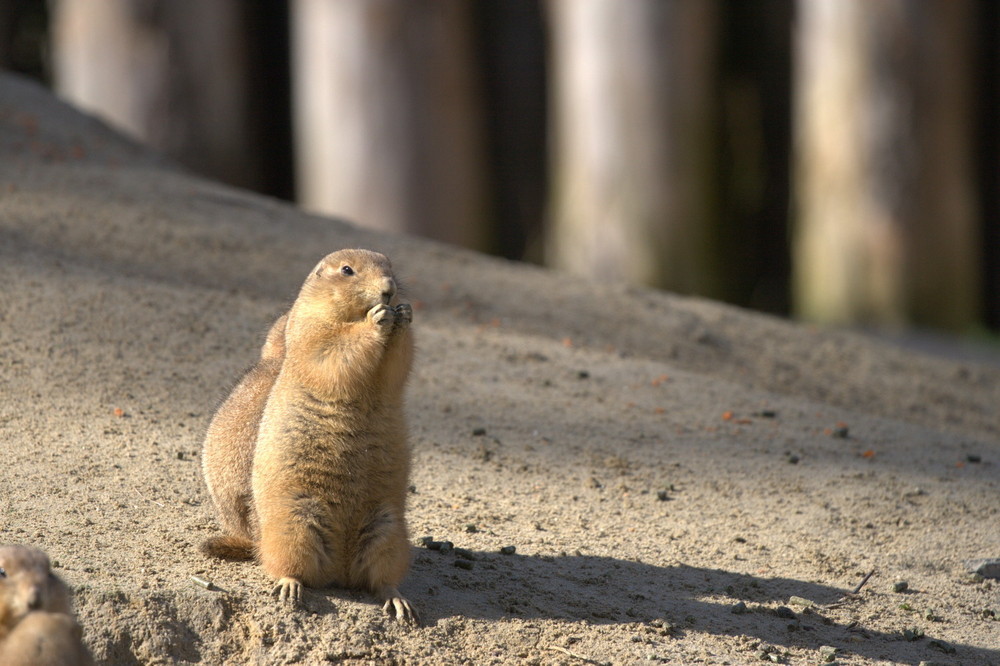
[50, 0, 266, 192]
[793, 0, 980, 330]
[545, 0, 721, 295]
[291, 0, 488, 248]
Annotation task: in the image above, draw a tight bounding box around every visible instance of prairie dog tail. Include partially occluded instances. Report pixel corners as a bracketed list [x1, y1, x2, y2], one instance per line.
[200, 535, 255, 561]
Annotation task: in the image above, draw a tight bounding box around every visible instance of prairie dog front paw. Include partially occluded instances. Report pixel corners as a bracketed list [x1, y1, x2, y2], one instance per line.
[368, 303, 395, 327]
[394, 303, 412, 328]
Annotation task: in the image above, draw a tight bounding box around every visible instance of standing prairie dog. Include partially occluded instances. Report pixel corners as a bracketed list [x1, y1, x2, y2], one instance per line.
[201, 312, 287, 559]
[202, 249, 417, 621]
[0, 545, 92, 665]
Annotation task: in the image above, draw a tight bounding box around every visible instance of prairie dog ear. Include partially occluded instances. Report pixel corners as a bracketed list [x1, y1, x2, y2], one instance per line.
[313, 261, 330, 278]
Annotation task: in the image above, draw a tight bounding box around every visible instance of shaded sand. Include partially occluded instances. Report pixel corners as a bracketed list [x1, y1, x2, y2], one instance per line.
[1, 74, 998, 665]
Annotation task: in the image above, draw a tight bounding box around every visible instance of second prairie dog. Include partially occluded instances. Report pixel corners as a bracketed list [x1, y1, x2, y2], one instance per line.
[0, 545, 92, 665]
[202, 249, 417, 621]
[201, 313, 287, 558]
[0, 545, 71, 639]
[0, 612, 93, 666]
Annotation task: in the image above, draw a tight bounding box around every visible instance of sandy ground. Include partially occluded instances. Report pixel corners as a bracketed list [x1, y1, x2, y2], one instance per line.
[1, 73, 998, 665]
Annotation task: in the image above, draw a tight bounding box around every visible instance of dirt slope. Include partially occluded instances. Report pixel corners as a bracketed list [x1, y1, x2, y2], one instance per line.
[1, 74, 998, 665]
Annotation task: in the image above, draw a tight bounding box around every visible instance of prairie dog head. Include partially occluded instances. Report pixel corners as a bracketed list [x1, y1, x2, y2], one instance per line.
[294, 249, 399, 325]
[0, 546, 71, 632]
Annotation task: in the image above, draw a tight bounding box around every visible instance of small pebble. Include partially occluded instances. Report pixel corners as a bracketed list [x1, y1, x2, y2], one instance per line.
[656, 490, 670, 501]
[453, 560, 473, 570]
[190, 575, 214, 591]
[967, 454, 982, 463]
[928, 639, 956, 654]
[730, 601, 747, 614]
[893, 580, 909, 593]
[966, 558, 1000, 580]
[577, 370, 590, 379]
[472, 427, 487, 437]
[500, 545, 516, 555]
[464, 524, 479, 533]
[454, 548, 476, 561]
[788, 596, 814, 607]
[819, 645, 837, 663]
[787, 454, 800, 464]
[831, 425, 849, 439]
[774, 606, 795, 619]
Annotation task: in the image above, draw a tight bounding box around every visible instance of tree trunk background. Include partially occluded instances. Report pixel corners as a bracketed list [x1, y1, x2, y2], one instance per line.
[50, 0, 272, 193]
[545, 0, 722, 296]
[793, 0, 979, 330]
[290, 0, 488, 250]
[473, 0, 548, 261]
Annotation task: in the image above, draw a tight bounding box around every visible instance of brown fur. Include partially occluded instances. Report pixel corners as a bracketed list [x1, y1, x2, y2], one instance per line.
[203, 249, 416, 621]
[0, 546, 91, 665]
[0, 546, 71, 641]
[201, 313, 287, 561]
[0, 612, 93, 666]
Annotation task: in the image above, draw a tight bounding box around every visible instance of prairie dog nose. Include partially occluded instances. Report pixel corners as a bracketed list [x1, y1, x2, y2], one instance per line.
[380, 277, 397, 303]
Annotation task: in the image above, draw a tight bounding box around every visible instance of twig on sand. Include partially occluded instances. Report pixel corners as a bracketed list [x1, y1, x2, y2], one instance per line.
[850, 569, 876, 595]
[546, 645, 607, 665]
[820, 569, 877, 610]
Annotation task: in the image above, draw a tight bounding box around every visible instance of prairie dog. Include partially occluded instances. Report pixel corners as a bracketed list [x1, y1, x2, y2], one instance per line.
[201, 313, 287, 559]
[0, 612, 93, 666]
[0, 546, 71, 638]
[203, 249, 416, 621]
[0, 545, 91, 665]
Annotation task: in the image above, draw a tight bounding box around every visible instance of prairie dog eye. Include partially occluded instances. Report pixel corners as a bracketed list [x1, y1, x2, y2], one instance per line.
[0, 567, 5, 578]
[341, 265, 355, 276]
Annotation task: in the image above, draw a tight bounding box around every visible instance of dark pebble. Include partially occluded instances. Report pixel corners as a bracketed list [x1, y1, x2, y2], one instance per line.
[454, 560, 474, 570]
[893, 580, 909, 593]
[454, 548, 476, 561]
[423, 539, 455, 552]
[831, 426, 849, 439]
[787, 454, 800, 464]
[656, 490, 670, 501]
[465, 524, 479, 533]
[500, 545, 516, 555]
[730, 601, 747, 614]
[472, 427, 487, 437]
[578, 370, 590, 379]
[967, 454, 982, 464]
[928, 639, 956, 654]
[774, 606, 795, 619]
[755, 410, 778, 419]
